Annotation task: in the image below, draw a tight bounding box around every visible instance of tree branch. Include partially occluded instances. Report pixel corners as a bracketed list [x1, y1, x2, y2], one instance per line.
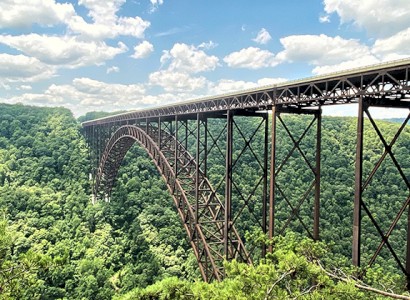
[264, 269, 295, 300]
[317, 262, 410, 300]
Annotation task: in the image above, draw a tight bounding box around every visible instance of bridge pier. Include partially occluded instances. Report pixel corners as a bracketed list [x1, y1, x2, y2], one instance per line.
[353, 97, 410, 285]
[269, 106, 322, 248]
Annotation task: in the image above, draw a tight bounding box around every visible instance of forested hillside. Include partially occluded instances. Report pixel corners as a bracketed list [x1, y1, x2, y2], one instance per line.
[0, 103, 409, 299]
[0, 104, 195, 299]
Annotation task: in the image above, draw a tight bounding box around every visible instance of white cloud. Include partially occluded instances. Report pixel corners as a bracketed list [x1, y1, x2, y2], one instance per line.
[274, 32, 410, 75]
[372, 28, 410, 60]
[106, 66, 120, 74]
[131, 41, 154, 59]
[319, 15, 330, 23]
[160, 43, 219, 74]
[257, 78, 287, 86]
[0, 34, 128, 68]
[223, 47, 278, 69]
[0, 0, 75, 28]
[209, 78, 287, 95]
[323, 0, 410, 37]
[78, 0, 123, 24]
[67, 0, 150, 40]
[68, 15, 150, 40]
[149, 70, 208, 92]
[0, 53, 55, 82]
[253, 28, 272, 44]
[73, 77, 145, 98]
[276, 34, 373, 65]
[198, 41, 218, 50]
[312, 56, 380, 75]
[19, 85, 32, 90]
[2, 77, 147, 114]
[115, 16, 151, 38]
[150, 0, 164, 12]
[1, 83, 11, 91]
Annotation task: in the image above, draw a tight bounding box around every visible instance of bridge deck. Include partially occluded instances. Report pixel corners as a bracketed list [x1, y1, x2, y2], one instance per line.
[82, 58, 410, 127]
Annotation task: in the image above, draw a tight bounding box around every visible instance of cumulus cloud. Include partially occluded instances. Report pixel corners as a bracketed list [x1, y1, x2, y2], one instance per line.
[0, 34, 128, 68]
[66, 0, 150, 40]
[3, 77, 147, 112]
[0, 53, 55, 82]
[312, 57, 380, 75]
[19, 85, 32, 90]
[276, 34, 376, 66]
[223, 47, 278, 69]
[106, 66, 120, 74]
[149, 70, 208, 92]
[160, 43, 219, 74]
[209, 77, 286, 95]
[0, 0, 75, 28]
[73, 77, 145, 97]
[198, 41, 218, 50]
[150, 0, 164, 12]
[372, 28, 410, 60]
[148, 42, 218, 94]
[319, 15, 330, 23]
[131, 41, 154, 59]
[253, 28, 272, 44]
[0, 0, 150, 40]
[323, 0, 410, 37]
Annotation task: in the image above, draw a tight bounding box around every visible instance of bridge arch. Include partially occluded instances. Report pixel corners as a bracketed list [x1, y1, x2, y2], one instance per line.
[94, 124, 250, 281]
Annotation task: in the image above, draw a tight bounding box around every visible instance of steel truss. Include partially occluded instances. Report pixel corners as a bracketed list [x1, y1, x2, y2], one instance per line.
[83, 59, 410, 127]
[269, 106, 321, 250]
[353, 97, 410, 285]
[91, 115, 257, 282]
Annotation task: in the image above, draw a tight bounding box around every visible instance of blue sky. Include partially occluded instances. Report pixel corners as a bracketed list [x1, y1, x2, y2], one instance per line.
[0, 0, 410, 118]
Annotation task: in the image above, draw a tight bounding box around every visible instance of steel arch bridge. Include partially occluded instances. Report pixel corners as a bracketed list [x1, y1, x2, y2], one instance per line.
[83, 59, 410, 284]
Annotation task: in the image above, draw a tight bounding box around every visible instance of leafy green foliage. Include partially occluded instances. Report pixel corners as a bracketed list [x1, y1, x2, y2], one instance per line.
[116, 233, 409, 299]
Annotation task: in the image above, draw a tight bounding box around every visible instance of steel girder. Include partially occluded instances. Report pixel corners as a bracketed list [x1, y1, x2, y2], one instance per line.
[93, 123, 250, 282]
[82, 60, 410, 127]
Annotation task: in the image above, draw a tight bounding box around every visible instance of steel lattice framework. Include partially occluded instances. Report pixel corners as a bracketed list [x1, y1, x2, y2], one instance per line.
[83, 59, 410, 284]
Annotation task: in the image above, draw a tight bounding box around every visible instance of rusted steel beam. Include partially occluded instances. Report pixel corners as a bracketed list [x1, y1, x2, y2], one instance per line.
[314, 109, 321, 241]
[262, 113, 268, 257]
[269, 106, 277, 252]
[353, 96, 364, 268]
[225, 110, 233, 260]
[407, 202, 410, 288]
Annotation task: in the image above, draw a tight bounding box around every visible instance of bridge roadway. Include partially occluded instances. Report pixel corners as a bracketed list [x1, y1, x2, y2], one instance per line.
[83, 58, 410, 126]
[82, 59, 410, 284]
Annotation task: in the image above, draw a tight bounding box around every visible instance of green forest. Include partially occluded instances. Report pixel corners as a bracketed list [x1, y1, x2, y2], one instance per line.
[0, 102, 409, 299]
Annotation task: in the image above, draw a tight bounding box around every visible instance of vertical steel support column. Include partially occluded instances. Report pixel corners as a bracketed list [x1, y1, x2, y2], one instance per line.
[203, 118, 208, 177]
[269, 106, 277, 253]
[353, 97, 364, 267]
[225, 110, 233, 259]
[407, 205, 410, 288]
[158, 117, 162, 151]
[313, 109, 322, 241]
[185, 120, 188, 151]
[196, 113, 200, 224]
[174, 115, 178, 178]
[97, 126, 101, 167]
[406, 112, 410, 289]
[262, 113, 269, 257]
